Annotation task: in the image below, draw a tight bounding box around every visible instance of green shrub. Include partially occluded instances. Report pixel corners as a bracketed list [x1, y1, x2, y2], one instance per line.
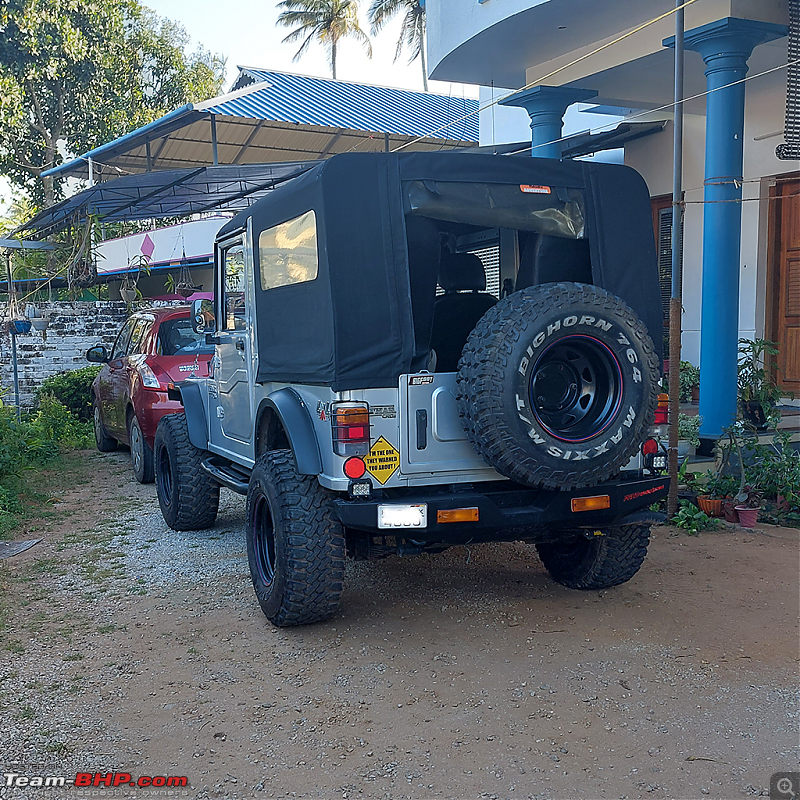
[28, 393, 93, 451]
[678, 361, 700, 402]
[672, 500, 716, 534]
[34, 365, 101, 423]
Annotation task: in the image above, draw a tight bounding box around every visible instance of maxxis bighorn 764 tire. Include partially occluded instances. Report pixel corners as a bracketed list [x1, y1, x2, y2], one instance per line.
[457, 282, 659, 490]
[246, 450, 345, 627]
[535, 524, 651, 589]
[92, 396, 117, 452]
[154, 413, 220, 530]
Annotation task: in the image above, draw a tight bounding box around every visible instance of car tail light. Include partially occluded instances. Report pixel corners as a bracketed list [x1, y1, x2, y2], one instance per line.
[654, 393, 669, 425]
[332, 403, 370, 456]
[642, 438, 658, 455]
[138, 362, 162, 390]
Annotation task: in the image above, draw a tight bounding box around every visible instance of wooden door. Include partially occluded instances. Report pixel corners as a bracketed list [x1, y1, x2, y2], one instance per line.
[768, 178, 800, 393]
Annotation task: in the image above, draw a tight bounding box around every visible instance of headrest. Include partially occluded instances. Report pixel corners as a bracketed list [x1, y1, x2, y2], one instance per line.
[438, 252, 487, 292]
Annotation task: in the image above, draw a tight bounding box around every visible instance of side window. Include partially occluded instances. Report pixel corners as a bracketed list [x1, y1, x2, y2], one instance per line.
[111, 317, 137, 360]
[258, 210, 318, 291]
[221, 244, 247, 331]
[129, 318, 153, 355]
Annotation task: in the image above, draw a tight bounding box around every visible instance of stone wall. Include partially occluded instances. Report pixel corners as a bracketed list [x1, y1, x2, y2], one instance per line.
[0, 302, 129, 408]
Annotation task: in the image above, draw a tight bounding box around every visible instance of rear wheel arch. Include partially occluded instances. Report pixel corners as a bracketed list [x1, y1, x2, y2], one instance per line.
[255, 389, 322, 476]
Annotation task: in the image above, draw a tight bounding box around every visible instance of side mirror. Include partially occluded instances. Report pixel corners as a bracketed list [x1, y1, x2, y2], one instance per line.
[191, 298, 216, 334]
[86, 345, 110, 363]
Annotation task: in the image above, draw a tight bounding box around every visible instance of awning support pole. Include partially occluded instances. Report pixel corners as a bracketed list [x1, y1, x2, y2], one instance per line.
[210, 116, 219, 165]
[667, 0, 685, 518]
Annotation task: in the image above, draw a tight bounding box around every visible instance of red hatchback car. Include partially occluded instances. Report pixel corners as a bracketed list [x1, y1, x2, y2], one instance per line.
[87, 307, 214, 483]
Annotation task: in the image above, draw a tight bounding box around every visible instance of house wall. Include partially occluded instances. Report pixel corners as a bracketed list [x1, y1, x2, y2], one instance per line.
[625, 65, 800, 367]
[0, 302, 129, 409]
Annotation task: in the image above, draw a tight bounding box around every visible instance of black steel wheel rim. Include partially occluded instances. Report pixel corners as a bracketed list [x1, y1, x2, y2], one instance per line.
[251, 493, 276, 587]
[529, 335, 623, 443]
[157, 445, 172, 504]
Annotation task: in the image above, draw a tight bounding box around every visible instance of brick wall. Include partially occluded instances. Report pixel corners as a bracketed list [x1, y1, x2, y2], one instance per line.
[0, 302, 129, 408]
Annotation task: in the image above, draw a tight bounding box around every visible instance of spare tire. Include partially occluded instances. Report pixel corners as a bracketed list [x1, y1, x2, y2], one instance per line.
[457, 282, 659, 490]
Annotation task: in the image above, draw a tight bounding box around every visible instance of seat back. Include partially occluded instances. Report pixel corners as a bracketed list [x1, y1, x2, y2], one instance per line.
[430, 252, 497, 372]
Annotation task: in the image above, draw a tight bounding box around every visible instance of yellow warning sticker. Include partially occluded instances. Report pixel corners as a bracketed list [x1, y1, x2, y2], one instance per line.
[363, 436, 400, 485]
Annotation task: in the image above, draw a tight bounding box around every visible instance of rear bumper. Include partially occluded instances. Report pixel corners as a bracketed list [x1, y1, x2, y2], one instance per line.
[333, 474, 669, 544]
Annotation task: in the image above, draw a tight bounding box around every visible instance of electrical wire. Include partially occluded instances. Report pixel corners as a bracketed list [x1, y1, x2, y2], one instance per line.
[391, 0, 704, 153]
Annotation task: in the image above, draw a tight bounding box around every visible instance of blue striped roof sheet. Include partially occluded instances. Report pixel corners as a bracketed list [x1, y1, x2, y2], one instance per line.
[213, 68, 478, 141]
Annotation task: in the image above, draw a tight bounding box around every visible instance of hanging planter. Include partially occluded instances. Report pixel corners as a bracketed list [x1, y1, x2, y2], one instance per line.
[120, 284, 137, 303]
[10, 318, 31, 335]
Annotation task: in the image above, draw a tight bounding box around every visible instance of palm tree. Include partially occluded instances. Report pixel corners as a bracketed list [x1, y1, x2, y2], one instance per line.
[276, 0, 372, 81]
[368, 0, 427, 91]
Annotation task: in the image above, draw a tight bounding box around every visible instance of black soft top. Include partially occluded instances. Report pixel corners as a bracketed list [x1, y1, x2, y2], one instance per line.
[218, 152, 661, 391]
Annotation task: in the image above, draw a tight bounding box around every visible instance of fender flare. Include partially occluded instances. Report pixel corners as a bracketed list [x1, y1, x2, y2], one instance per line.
[176, 381, 209, 450]
[256, 388, 323, 476]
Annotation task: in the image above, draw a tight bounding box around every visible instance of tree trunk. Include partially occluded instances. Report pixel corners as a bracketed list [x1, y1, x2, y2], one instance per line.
[331, 39, 337, 80]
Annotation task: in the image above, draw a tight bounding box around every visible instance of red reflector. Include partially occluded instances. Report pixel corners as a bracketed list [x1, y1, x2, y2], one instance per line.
[344, 457, 367, 479]
[347, 426, 367, 439]
[642, 438, 658, 455]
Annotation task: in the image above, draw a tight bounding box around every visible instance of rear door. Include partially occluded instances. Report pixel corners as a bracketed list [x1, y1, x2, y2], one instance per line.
[105, 317, 137, 435]
[400, 373, 498, 476]
[212, 234, 255, 454]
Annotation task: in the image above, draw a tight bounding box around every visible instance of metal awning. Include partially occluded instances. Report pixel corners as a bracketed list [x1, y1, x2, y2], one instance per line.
[43, 69, 479, 182]
[459, 120, 667, 158]
[16, 162, 313, 240]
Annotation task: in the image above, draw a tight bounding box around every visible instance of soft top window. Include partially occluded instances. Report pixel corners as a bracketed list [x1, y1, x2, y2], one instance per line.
[258, 210, 319, 291]
[404, 181, 585, 240]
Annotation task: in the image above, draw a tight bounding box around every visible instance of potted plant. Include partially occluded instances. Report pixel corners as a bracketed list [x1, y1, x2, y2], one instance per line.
[698, 472, 738, 519]
[679, 360, 700, 403]
[677, 413, 701, 461]
[737, 338, 783, 430]
[734, 485, 762, 528]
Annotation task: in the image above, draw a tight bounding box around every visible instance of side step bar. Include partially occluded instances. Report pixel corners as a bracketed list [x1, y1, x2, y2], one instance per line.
[200, 457, 249, 495]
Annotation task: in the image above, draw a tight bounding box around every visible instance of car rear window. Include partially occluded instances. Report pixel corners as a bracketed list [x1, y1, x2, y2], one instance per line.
[157, 318, 215, 356]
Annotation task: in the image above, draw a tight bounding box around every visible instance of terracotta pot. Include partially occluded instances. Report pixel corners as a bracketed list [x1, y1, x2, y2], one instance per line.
[722, 500, 739, 523]
[697, 496, 723, 517]
[691, 385, 700, 403]
[776, 494, 791, 512]
[734, 506, 759, 528]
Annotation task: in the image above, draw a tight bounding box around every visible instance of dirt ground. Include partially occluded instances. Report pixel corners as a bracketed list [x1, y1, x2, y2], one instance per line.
[1, 450, 798, 800]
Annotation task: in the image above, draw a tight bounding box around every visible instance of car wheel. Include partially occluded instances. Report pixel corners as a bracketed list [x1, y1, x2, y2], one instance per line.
[536, 524, 651, 589]
[457, 282, 659, 490]
[154, 413, 219, 530]
[128, 413, 154, 484]
[247, 450, 345, 627]
[92, 397, 117, 452]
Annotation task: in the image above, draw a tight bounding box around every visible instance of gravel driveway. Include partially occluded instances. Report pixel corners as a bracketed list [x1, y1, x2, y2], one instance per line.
[1, 450, 797, 800]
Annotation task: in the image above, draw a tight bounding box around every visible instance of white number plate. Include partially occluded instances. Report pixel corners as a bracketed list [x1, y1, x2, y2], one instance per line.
[377, 504, 428, 529]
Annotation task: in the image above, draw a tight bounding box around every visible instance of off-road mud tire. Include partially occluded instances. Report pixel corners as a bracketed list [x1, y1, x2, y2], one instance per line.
[92, 396, 117, 452]
[457, 282, 659, 490]
[154, 413, 219, 530]
[247, 450, 345, 627]
[536, 523, 651, 589]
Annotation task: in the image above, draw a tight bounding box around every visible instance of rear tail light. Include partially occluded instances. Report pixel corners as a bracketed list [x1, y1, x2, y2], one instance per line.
[138, 362, 162, 389]
[332, 403, 370, 456]
[654, 393, 669, 425]
[642, 438, 658, 455]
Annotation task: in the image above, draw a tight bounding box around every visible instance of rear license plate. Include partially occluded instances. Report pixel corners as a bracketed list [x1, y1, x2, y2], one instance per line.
[377, 504, 428, 529]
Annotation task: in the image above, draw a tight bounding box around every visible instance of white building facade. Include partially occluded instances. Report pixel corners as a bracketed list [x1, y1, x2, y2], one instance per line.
[427, 0, 798, 439]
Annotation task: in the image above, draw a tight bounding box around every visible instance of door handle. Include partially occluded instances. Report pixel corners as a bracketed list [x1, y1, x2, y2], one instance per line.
[235, 339, 245, 353]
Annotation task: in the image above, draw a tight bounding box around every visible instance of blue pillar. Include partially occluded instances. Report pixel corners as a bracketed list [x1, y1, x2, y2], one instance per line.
[666, 18, 785, 439]
[500, 85, 598, 159]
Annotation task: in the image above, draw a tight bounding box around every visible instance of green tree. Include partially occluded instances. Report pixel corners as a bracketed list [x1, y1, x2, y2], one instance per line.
[0, 0, 225, 209]
[368, 0, 427, 91]
[276, 0, 372, 80]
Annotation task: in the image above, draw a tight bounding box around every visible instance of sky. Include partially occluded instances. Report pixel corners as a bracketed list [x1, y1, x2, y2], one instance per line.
[143, 0, 477, 99]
